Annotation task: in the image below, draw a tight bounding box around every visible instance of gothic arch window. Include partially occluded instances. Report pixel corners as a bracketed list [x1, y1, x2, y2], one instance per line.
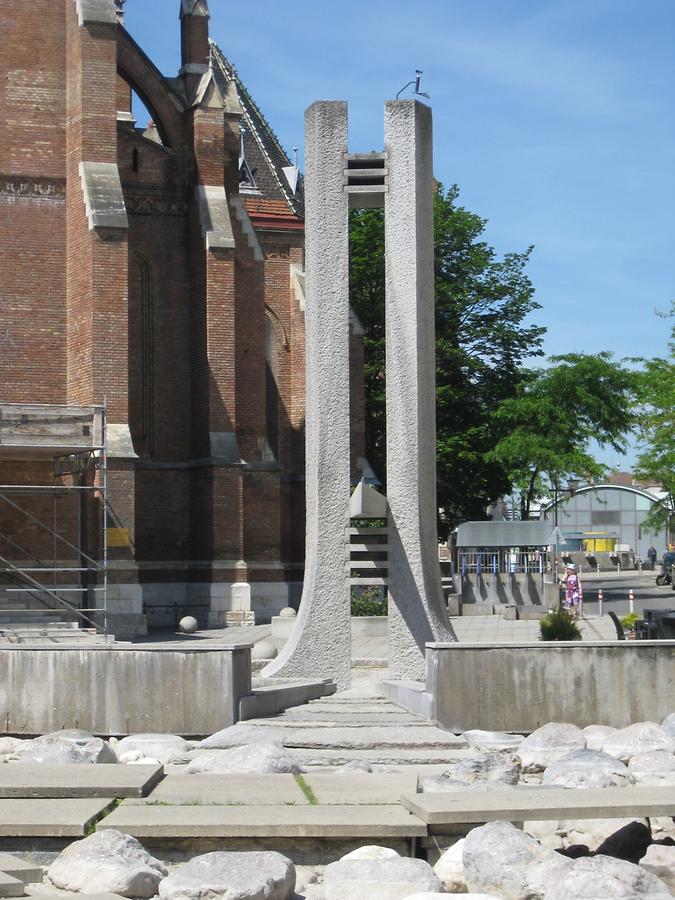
[129, 252, 155, 456]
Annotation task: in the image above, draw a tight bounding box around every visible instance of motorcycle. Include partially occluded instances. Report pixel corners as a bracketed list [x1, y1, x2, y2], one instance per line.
[656, 550, 675, 586]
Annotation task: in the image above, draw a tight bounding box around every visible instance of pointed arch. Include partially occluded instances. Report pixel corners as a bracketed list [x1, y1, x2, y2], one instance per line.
[117, 29, 186, 154]
[264, 304, 290, 351]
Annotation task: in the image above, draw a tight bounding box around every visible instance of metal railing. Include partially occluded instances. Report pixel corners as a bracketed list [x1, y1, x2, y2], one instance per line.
[459, 549, 547, 576]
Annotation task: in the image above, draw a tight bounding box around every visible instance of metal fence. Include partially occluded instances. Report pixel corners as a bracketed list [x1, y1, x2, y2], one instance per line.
[458, 550, 547, 576]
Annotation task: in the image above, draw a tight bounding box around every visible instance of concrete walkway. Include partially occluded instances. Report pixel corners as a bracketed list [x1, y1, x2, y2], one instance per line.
[140, 613, 617, 663]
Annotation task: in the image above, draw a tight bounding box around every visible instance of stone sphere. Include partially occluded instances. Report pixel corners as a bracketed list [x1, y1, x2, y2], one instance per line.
[179, 616, 199, 634]
[251, 639, 278, 660]
[279, 607, 297, 618]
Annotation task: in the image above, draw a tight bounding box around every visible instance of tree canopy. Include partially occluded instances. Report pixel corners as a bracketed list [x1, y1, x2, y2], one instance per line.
[349, 184, 545, 536]
[488, 353, 636, 519]
[633, 304, 675, 534]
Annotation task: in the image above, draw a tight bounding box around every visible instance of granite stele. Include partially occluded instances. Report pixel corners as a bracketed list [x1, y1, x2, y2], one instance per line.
[264, 100, 456, 689]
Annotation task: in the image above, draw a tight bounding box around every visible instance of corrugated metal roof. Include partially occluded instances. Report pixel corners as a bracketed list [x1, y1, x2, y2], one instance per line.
[456, 521, 555, 548]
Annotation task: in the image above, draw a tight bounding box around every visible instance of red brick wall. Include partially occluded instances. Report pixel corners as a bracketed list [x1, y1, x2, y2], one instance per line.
[0, 2, 323, 601]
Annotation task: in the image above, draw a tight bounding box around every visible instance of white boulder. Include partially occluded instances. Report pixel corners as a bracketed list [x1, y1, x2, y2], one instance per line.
[601, 722, 675, 762]
[433, 838, 466, 892]
[517, 723, 586, 772]
[0, 737, 24, 759]
[464, 730, 524, 752]
[422, 753, 519, 793]
[661, 712, 675, 740]
[186, 742, 304, 775]
[158, 851, 295, 900]
[198, 723, 288, 750]
[463, 821, 572, 899]
[629, 751, 675, 785]
[48, 829, 166, 898]
[583, 724, 616, 752]
[323, 858, 443, 900]
[403, 896, 500, 900]
[14, 730, 115, 765]
[159, 850, 295, 900]
[543, 853, 672, 898]
[542, 749, 634, 789]
[340, 846, 400, 861]
[114, 733, 188, 764]
[640, 843, 675, 893]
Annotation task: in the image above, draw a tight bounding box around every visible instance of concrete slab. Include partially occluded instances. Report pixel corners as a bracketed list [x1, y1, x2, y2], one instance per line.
[141, 775, 308, 806]
[282, 726, 467, 750]
[401, 785, 675, 827]
[0, 799, 113, 837]
[0, 874, 23, 899]
[0, 766, 163, 799]
[303, 773, 418, 805]
[295, 748, 479, 767]
[99, 803, 426, 838]
[0, 855, 42, 884]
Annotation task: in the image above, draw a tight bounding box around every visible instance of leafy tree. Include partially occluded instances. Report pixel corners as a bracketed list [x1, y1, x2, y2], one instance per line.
[633, 304, 675, 536]
[349, 184, 545, 537]
[488, 353, 636, 519]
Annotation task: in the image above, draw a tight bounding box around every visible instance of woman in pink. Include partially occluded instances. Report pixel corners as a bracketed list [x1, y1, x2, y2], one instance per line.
[562, 563, 582, 618]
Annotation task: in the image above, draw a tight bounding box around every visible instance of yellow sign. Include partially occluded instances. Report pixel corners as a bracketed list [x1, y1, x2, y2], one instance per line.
[107, 528, 130, 548]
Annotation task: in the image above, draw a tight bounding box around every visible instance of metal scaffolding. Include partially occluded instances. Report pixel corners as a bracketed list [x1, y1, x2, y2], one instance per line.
[0, 403, 108, 637]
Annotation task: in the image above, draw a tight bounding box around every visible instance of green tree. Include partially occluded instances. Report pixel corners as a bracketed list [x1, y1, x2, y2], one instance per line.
[633, 304, 675, 536]
[488, 353, 636, 519]
[349, 184, 545, 537]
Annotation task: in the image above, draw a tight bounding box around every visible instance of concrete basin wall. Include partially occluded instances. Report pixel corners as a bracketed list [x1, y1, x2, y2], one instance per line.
[0, 644, 252, 736]
[427, 641, 675, 732]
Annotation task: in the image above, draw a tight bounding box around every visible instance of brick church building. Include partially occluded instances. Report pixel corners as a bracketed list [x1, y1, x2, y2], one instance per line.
[0, 0, 364, 636]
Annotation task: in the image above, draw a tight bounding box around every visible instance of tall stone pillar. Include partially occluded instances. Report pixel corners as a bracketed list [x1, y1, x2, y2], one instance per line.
[384, 100, 454, 680]
[263, 102, 352, 689]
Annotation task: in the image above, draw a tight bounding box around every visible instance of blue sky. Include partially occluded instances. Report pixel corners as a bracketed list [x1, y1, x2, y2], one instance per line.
[125, 1, 673, 463]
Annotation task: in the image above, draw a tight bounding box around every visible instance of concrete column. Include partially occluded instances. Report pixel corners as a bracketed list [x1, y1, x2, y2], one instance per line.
[384, 100, 455, 680]
[263, 102, 351, 688]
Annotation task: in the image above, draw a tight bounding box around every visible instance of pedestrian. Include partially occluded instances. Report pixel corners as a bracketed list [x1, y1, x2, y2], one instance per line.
[647, 545, 657, 570]
[562, 563, 582, 618]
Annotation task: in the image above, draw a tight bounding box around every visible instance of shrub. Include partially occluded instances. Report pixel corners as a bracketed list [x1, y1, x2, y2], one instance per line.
[539, 610, 582, 641]
[350, 586, 388, 617]
[620, 612, 639, 631]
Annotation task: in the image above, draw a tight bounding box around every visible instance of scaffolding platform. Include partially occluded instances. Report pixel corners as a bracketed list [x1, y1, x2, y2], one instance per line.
[0, 403, 109, 637]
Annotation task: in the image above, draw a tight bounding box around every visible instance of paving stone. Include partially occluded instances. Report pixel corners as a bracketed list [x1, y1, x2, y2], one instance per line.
[0, 799, 113, 837]
[295, 748, 478, 767]
[0, 855, 42, 884]
[401, 785, 675, 826]
[141, 775, 308, 806]
[282, 726, 467, 750]
[302, 773, 418, 805]
[0, 874, 24, 899]
[0, 765, 163, 799]
[98, 803, 427, 838]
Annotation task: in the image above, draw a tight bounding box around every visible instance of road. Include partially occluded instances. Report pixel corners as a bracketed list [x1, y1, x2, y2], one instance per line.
[579, 569, 675, 617]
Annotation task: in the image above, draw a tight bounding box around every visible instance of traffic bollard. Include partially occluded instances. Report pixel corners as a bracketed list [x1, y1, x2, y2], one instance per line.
[629, 588, 634, 615]
[598, 589, 603, 617]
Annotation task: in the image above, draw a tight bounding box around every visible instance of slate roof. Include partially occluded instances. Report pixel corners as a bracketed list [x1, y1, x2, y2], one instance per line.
[210, 42, 304, 221]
